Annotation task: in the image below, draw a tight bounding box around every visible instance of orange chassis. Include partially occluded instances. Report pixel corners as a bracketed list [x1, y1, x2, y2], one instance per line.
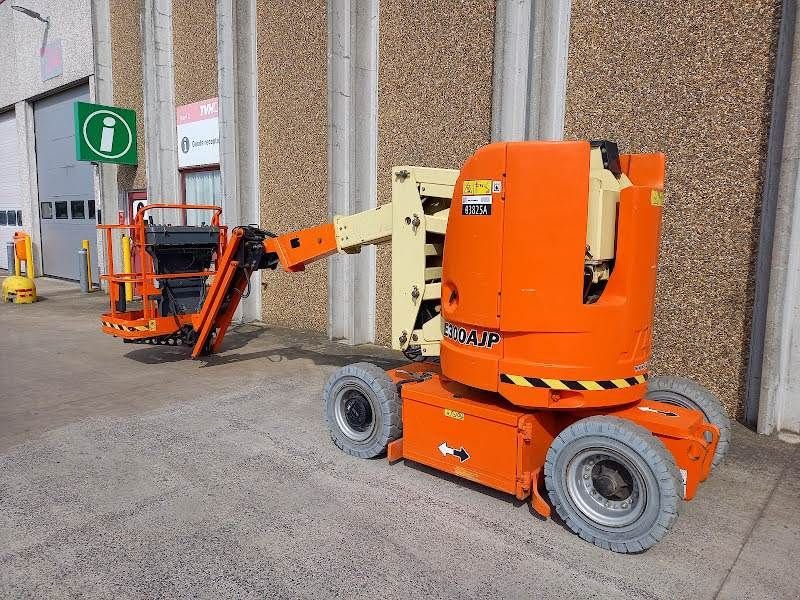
[386, 362, 717, 517]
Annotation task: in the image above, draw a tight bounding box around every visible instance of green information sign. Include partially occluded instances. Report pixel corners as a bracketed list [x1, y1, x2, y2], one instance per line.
[74, 101, 138, 165]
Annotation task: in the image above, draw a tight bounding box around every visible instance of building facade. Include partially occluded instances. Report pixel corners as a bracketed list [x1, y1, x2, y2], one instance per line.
[2, 0, 798, 438]
[0, 0, 98, 278]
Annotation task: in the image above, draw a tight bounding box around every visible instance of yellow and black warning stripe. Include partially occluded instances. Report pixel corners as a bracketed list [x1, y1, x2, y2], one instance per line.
[101, 320, 151, 333]
[500, 373, 648, 391]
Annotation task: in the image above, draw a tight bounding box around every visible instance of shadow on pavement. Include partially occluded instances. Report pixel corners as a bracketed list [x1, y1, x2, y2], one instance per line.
[122, 324, 405, 371]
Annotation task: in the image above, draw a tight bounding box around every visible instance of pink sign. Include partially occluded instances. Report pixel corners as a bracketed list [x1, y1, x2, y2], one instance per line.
[40, 40, 63, 81]
[176, 98, 219, 125]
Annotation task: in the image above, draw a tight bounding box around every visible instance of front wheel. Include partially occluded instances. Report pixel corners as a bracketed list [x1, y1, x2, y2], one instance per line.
[544, 416, 682, 553]
[323, 362, 401, 458]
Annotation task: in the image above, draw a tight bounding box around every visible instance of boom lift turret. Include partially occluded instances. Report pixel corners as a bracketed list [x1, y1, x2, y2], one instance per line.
[98, 140, 730, 553]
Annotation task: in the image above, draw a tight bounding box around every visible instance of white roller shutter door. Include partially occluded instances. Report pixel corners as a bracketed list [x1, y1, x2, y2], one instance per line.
[0, 110, 21, 270]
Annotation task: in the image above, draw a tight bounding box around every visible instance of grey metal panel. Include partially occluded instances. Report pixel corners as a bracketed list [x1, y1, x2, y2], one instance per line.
[34, 84, 99, 281]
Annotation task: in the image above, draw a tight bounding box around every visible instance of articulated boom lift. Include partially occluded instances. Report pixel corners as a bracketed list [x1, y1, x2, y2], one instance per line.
[99, 140, 730, 553]
[99, 164, 454, 359]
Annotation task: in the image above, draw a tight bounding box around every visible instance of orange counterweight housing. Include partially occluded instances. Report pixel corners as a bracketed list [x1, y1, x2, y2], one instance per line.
[387, 365, 717, 516]
[440, 141, 666, 410]
[387, 364, 558, 517]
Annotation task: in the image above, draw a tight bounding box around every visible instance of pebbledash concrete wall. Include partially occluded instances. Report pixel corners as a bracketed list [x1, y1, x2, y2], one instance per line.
[109, 0, 146, 191]
[256, 2, 329, 333]
[375, 0, 496, 345]
[102, 2, 780, 421]
[110, 0, 218, 194]
[252, 0, 496, 340]
[172, 0, 218, 106]
[564, 0, 781, 417]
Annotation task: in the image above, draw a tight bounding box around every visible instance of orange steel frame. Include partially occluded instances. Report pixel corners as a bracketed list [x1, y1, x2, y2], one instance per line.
[188, 223, 339, 357]
[98, 204, 227, 342]
[99, 204, 340, 358]
[263, 223, 339, 272]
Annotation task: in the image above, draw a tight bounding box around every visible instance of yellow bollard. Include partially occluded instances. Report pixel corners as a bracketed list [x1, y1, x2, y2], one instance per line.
[122, 234, 133, 301]
[1, 275, 36, 303]
[82, 239, 93, 292]
[5, 231, 36, 303]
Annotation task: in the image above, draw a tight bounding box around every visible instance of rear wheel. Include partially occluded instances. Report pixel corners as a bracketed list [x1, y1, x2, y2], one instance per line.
[645, 375, 730, 468]
[545, 416, 682, 553]
[323, 362, 401, 458]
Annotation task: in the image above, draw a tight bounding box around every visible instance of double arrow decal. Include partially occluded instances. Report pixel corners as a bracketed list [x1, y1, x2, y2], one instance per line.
[438, 442, 470, 463]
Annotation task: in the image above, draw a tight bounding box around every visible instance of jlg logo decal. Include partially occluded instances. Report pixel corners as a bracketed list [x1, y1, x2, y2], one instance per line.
[443, 322, 501, 348]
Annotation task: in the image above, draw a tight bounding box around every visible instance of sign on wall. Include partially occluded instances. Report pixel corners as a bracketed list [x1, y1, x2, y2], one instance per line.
[40, 40, 63, 81]
[177, 98, 219, 168]
[74, 101, 138, 165]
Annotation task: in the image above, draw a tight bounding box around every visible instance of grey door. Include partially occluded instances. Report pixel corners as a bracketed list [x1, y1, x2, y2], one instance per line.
[34, 84, 98, 281]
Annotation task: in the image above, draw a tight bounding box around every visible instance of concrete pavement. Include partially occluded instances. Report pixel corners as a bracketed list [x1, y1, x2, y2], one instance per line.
[0, 277, 798, 599]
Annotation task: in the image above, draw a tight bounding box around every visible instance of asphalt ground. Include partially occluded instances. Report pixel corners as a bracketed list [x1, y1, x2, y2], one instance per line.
[0, 276, 798, 599]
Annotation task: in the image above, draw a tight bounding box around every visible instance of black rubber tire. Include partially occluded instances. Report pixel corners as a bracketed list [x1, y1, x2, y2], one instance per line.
[544, 416, 682, 553]
[323, 362, 401, 459]
[645, 375, 730, 469]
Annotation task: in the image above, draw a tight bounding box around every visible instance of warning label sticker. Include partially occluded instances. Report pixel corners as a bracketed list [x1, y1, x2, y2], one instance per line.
[462, 194, 492, 216]
[463, 179, 492, 195]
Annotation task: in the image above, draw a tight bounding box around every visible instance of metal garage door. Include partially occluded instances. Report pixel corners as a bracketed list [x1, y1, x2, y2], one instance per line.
[34, 84, 98, 281]
[0, 109, 22, 271]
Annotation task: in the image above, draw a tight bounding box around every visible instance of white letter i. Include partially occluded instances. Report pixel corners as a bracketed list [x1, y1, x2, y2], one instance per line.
[100, 116, 116, 152]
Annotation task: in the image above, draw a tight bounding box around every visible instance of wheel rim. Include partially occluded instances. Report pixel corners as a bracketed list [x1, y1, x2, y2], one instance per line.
[334, 387, 376, 442]
[565, 448, 647, 528]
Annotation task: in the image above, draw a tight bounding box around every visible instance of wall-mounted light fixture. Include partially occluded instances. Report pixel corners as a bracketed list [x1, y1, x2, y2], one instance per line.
[11, 3, 57, 79]
[11, 4, 51, 52]
[10, 4, 49, 24]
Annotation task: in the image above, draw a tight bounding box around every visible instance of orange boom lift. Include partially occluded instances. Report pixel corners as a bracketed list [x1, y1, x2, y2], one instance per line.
[99, 141, 730, 552]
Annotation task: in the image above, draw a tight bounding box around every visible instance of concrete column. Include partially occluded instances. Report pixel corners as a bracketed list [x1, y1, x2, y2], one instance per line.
[491, 0, 571, 141]
[89, 0, 119, 285]
[141, 0, 179, 207]
[327, 0, 379, 344]
[90, 0, 118, 218]
[757, 0, 800, 441]
[15, 100, 42, 274]
[217, 0, 262, 323]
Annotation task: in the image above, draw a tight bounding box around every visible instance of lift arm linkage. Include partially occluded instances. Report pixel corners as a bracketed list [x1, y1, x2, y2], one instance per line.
[192, 166, 458, 358]
[260, 201, 394, 272]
